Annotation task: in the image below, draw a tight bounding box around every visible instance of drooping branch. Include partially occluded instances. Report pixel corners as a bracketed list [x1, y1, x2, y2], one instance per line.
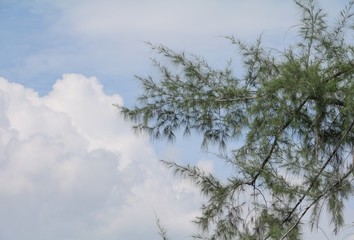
[279, 119, 354, 237]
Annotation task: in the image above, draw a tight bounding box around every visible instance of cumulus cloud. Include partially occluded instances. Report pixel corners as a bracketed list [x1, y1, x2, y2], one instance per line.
[0, 74, 201, 240]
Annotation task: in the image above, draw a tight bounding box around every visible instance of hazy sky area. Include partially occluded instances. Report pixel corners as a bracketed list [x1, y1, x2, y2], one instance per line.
[1, 1, 354, 239]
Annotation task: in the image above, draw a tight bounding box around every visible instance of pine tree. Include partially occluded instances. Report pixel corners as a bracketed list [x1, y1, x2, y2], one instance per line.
[120, 0, 354, 239]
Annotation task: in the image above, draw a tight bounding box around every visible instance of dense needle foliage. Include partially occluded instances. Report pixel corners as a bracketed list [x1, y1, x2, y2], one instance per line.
[120, 0, 354, 239]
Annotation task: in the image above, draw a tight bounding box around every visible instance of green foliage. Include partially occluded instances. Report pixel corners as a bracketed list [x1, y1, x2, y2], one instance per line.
[120, 0, 354, 239]
[155, 214, 170, 240]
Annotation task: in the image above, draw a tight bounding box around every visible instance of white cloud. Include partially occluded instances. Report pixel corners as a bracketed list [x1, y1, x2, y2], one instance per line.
[4, 0, 346, 98]
[197, 159, 214, 175]
[49, 0, 301, 54]
[53, 1, 296, 38]
[49, 0, 347, 49]
[0, 74, 201, 240]
[18, 1, 301, 82]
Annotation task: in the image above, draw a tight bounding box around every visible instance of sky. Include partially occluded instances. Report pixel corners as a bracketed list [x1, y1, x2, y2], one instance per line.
[0, 0, 354, 239]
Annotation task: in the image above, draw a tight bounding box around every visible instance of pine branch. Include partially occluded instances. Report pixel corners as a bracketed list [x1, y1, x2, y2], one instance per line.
[249, 97, 310, 186]
[279, 119, 354, 238]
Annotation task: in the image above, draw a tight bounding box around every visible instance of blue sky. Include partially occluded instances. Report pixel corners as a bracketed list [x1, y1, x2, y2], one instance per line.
[0, 0, 354, 240]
